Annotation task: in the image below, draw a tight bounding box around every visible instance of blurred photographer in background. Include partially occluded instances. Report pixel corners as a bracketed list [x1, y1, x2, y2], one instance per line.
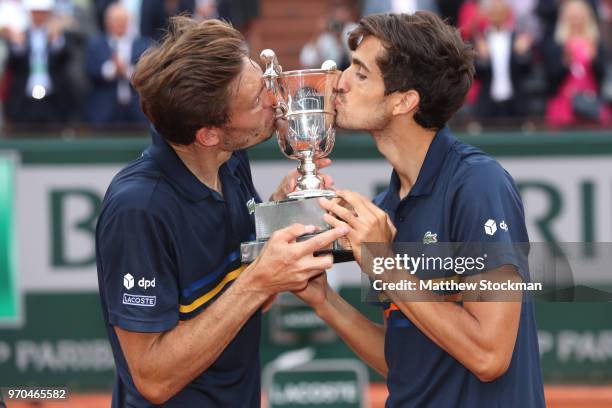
[300, 3, 356, 70]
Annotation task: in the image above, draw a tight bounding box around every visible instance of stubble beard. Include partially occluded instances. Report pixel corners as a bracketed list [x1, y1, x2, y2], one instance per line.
[335, 102, 390, 132]
[221, 116, 275, 151]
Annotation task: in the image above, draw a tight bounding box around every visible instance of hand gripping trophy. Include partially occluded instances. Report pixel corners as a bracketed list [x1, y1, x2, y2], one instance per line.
[240, 49, 352, 263]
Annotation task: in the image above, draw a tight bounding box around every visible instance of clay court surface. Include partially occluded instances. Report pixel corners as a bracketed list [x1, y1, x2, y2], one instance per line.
[5, 385, 612, 407]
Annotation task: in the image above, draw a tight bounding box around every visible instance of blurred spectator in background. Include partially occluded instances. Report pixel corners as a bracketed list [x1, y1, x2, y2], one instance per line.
[300, 3, 356, 69]
[52, 0, 98, 38]
[510, 0, 539, 38]
[508, 0, 541, 46]
[0, 0, 29, 128]
[139, 0, 173, 40]
[2, 0, 77, 125]
[52, 0, 98, 116]
[603, 0, 612, 57]
[436, 0, 463, 26]
[474, 0, 533, 119]
[216, 0, 259, 52]
[543, 0, 609, 127]
[217, 0, 258, 33]
[456, 0, 489, 110]
[360, 0, 438, 16]
[95, 0, 195, 41]
[536, 0, 599, 41]
[83, 3, 150, 125]
[600, 0, 612, 106]
[194, 0, 217, 21]
[458, 0, 488, 41]
[95, 0, 142, 36]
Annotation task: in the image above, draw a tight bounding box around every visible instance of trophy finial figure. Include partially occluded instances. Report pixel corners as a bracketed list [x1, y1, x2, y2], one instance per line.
[321, 60, 337, 71]
[260, 49, 287, 114]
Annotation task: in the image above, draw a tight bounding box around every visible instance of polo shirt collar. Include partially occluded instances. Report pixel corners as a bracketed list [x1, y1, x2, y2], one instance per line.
[384, 126, 457, 208]
[146, 127, 241, 202]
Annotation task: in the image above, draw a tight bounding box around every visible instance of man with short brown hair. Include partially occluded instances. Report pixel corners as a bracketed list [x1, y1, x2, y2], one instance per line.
[96, 17, 347, 407]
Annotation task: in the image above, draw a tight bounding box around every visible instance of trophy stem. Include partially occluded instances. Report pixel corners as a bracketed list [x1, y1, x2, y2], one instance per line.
[297, 151, 320, 190]
[287, 151, 336, 199]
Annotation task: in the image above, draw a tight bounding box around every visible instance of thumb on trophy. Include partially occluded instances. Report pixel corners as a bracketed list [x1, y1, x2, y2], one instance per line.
[320, 173, 335, 190]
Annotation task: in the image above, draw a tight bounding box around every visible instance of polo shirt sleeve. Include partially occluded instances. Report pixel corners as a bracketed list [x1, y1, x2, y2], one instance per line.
[98, 208, 179, 333]
[450, 160, 529, 280]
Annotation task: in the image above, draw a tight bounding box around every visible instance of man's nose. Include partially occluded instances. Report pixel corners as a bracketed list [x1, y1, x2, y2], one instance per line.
[336, 70, 349, 94]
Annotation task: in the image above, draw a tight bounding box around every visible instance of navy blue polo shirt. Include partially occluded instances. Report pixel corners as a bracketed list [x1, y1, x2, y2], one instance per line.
[374, 127, 545, 407]
[96, 128, 262, 407]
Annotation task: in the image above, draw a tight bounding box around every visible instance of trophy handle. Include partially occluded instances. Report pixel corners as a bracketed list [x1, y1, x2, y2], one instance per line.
[260, 49, 288, 114]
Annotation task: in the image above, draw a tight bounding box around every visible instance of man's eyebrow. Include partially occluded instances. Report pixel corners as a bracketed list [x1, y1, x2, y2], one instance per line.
[352, 56, 371, 73]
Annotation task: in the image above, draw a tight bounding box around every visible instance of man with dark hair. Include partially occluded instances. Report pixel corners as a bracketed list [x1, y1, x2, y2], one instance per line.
[295, 12, 546, 407]
[96, 17, 348, 407]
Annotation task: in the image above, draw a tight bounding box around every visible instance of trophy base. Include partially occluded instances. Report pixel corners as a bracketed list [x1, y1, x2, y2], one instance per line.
[241, 235, 354, 264]
[241, 195, 353, 263]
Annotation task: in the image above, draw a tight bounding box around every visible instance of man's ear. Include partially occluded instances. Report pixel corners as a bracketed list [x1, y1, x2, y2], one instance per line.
[392, 90, 420, 116]
[194, 127, 221, 147]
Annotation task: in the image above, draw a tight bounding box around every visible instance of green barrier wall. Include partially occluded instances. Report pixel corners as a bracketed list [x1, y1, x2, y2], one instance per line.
[0, 155, 17, 324]
[1, 129, 612, 164]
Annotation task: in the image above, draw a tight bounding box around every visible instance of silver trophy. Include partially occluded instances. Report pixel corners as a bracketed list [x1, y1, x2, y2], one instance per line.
[263, 49, 339, 198]
[241, 49, 352, 263]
